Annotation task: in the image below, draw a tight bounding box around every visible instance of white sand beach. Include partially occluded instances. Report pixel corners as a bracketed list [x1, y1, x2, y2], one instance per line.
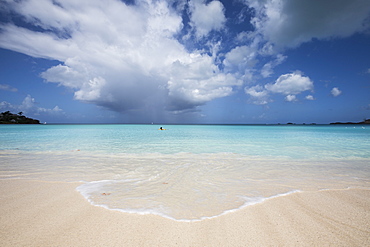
[1, 179, 369, 246]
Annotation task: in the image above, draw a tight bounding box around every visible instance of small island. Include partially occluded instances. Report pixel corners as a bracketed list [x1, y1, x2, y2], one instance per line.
[330, 119, 370, 125]
[0, 111, 40, 124]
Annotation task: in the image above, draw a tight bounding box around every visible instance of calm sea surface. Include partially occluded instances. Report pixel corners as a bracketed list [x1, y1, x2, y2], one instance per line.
[1, 124, 369, 221]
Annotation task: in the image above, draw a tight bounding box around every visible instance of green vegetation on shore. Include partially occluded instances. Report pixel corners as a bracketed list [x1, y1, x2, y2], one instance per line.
[0, 111, 40, 124]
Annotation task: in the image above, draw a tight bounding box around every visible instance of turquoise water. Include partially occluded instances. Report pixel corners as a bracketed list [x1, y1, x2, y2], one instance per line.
[1, 124, 369, 221]
[1, 124, 369, 158]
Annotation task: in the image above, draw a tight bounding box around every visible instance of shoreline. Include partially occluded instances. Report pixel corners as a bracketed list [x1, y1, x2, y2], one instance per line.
[77, 187, 302, 223]
[1, 179, 369, 246]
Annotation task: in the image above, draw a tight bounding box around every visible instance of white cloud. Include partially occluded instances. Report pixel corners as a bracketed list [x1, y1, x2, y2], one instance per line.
[74, 77, 106, 102]
[168, 53, 242, 109]
[0, 0, 238, 119]
[0, 84, 18, 92]
[265, 71, 314, 95]
[305, 95, 315, 100]
[0, 101, 13, 110]
[261, 54, 286, 78]
[246, 71, 314, 105]
[20, 95, 63, 115]
[0, 23, 79, 61]
[223, 45, 259, 84]
[20, 94, 36, 110]
[189, 0, 226, 39]
[285, 94, 297, 102]
[244, 85, 270, 105]
[246, 0, 370, 49]
[39, 105, 63, 115]
[0, 0, 368, 121]
[0, 95, 63, 116]
[41, 64, 85, 89]
[331, 87, 342, 97]
[223, 45, 258, 73]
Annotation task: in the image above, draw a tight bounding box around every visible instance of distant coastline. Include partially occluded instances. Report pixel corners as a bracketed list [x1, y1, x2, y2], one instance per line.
[330, 119, 370, 125]
[0, 111, 40, 124]
[0, 110, 368, 125]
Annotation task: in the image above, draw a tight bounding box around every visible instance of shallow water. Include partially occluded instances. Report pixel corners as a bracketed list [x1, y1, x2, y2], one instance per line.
[1, 124, 369, 221]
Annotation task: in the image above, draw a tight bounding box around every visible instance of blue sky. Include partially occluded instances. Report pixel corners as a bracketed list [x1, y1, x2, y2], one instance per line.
[0, 0, 369, 124]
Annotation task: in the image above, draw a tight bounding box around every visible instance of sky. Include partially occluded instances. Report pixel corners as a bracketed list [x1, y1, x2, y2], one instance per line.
[0, 0, 370, 124]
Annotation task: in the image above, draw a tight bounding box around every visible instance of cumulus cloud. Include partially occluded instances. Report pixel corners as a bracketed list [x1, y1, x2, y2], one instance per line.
[223, 45, 258, 74]
[246, 0, 370, 50]
[20, 95, 63, 115]
[168, 56, 241, 110]
[246, 71, 314, 104]
[285, 94, 297, 102]
[244, 85, 270, 105]
[331, 87, 342, 97]
[189, 0, 226, 39]
[0, 0, 240, 120]
[0, 0, 368, 121]
[0, 95, 63, 116]
[305, 95, 315, 100]
[265, 71, 313, 95]
[0, 84, 17, 92]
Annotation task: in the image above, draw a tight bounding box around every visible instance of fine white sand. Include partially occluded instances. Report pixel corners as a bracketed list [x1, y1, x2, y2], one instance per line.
[1, 179, 369, 246]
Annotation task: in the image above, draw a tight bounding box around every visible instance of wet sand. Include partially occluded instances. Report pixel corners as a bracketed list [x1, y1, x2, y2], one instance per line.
[1, 179, 369, 246]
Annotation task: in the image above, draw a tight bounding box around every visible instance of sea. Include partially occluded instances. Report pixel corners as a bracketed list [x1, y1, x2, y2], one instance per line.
[1, 124, 369, 221]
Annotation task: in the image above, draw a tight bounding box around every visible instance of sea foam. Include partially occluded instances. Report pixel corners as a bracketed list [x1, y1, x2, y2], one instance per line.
[76, 179, 301, 222]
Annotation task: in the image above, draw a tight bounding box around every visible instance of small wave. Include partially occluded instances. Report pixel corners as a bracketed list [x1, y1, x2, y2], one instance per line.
[76, 180, 300, 222]
[175, 190, 301, 222]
